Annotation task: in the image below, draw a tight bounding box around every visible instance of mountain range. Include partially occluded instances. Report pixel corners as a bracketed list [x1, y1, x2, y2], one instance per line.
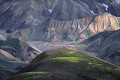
[0, 0, 120, 41]
[0, 0, 120, 80]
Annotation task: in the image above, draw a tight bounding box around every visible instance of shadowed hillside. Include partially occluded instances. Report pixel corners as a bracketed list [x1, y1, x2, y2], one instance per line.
[82, 29, 120, 66]
[0, 36, 42, 80]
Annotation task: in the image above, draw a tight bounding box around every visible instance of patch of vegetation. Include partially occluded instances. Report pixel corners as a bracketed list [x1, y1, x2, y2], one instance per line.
[10, 72, 52, 80]
[44, 57, 80, 63]
[41, 49, 120, 79]
[9, 49, 120, 80]
[85, 31, 90, 38]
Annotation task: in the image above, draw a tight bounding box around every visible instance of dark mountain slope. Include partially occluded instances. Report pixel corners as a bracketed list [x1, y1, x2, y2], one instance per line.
[82, 29, 120, 66]
[0, 59, 26, 80]
[0, 37, 42, 62]
[0, 36, 42, 80]
[9, 48, 120, 80]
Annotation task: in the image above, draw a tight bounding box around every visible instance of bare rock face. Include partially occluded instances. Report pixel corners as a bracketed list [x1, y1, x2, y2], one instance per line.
[0, 35, 7, 41]
[11, 13, 120, 41]
[0, 0, 120, 41]
[0, 49, 18, 61]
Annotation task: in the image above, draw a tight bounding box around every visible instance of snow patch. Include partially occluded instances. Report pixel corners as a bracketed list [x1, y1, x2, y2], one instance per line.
[115, 0, 120, 4]
[90, 10, 97, 15]
[102, 3, 108, 11]
[48, 9, 52, 13]
[78, 25, 81, 29]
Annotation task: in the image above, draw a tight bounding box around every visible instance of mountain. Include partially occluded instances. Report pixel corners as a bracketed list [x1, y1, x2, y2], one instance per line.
[9, 48, 120, 80]
[82, 29, 120, 66]
[0, 36, 42, 80]
[0, 37, 42, 62]
[0, 59, 26, 80]
[0, 0, 120, 41]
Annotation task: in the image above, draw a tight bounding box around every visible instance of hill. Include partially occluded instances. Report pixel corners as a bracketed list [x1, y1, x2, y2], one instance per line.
[9, 48, 120, 80]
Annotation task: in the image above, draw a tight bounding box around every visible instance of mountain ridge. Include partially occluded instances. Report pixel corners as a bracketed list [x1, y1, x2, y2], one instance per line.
[0, 0, 120, 41]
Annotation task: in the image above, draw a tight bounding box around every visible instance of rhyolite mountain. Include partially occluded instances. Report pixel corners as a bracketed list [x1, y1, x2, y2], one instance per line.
[0, 36, 42, 62]
[82, 29, 120, 66]
[9, 48, 120, 80]
[0, 0, 120, 41]
[0, 36, 42, 80]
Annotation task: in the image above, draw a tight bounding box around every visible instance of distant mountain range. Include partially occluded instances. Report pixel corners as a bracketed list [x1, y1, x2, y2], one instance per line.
[0, 0, 120, 41]
[0, 0, 120, 80]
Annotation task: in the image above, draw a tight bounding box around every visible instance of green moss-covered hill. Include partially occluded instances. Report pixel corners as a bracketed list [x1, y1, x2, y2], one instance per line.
[9, 48, 120, 80]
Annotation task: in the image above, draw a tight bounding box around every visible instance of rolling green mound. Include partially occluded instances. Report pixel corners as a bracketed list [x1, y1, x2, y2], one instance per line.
[9, 48, 120, 80]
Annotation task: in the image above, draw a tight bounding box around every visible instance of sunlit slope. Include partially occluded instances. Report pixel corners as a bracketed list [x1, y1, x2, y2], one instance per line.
[10, 48, 120, 80]
[0, 0, 120, 41]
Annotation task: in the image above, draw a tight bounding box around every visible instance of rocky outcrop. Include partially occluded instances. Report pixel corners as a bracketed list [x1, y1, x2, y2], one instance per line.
[0, 49, 18, 61]
[11, 13, 120, 41]
[0, 0, 120, 41]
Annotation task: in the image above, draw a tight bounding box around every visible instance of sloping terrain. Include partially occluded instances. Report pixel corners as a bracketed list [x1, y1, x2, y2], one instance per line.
[0, 59, 26, 80]
[0, 36, 42, 80]
[0, 37, 42, 62]
[9, 48, 120, 80]
[0, 49, 18, 61]
[82, 29, 120, 66]
[0, 0, 120, 41]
